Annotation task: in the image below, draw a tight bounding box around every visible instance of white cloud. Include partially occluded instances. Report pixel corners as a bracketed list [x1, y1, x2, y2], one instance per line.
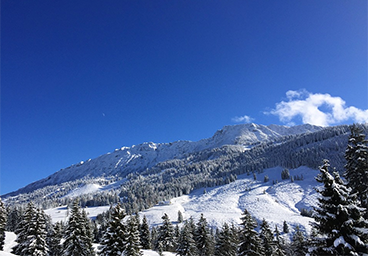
[267, 90, 368, 126]
[232, 115, 254, 123]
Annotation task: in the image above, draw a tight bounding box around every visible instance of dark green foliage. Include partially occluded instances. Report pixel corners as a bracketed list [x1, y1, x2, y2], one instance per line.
[259, 219, 275, 256]
[290, 225, 307, 256]
[194, 213, 214, 256]
[177, 210, 184, 223]
[281, 169, 290, 180]
[238, 209, 264, 256]
[125, 215, 143, 256]
[140, 215, 151, 249]
[215, 222, 238, 256]
[47, 222, 64, 256]
[12, 203, 49, 256]
[156, 213, 175, 252]
[176, 221, 197, 256]
[282, 221, 289, 233]
[311, 160, 368, 255]
[344, 124, 368, 217]
[98, 203, 127, 256]
[62, 200, 95, 256]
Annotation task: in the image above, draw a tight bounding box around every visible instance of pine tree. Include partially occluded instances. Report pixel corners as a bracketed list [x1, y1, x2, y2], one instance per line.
[290, 225, 307, 256]
[125, 215, 143, 256]
[139, 215, 151, 250]
[0, 198, 7, 251]
[63, 200, 95, 256]
[156, 213, 175, 252]
[282, 221, 289, 234]
[176, 221, 197, 256]
[26, 208, 49, 256]
[98, 203, 127, 256]
[273, 225, 285, 256]
[194, 213, 213, 256]
[48, 221, 63, 256]
[238, 209, 264, 256]
[259, 219, 275, 256]
[177, 210, 184, 223]
[12, 202, 37, 255]
[214, 222, 237, 256]
[311, 160, 368, 255]
[344, 124, 368, 218]
[12, 203, 49, 256]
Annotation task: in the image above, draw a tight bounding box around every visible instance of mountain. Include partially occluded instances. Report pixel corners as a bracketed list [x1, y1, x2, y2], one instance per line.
[3, 123, 323, 197]
[3, 123, 362, 213]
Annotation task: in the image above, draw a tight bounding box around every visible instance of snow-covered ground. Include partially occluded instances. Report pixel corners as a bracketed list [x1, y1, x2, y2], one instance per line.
[140, 166, 318, 234]
[2, 166, 319, 255]
[45, 166, 318, 231]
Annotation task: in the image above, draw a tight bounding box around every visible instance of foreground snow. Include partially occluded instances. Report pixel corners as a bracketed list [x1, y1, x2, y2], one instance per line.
[0, 232, 175, 256]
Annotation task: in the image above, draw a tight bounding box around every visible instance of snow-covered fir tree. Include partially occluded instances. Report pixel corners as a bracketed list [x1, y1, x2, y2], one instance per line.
[176, 220, 197, 256]
[139, 215, 151, 250]
[259, 219, 275, 256]
[344, 124, 368, 218]
[156, 213, 175, 252]
[214, 222, 237, 256]
[273, 225, 285, 256]
[194, 213, 214, 256]
[63, 200, 95, 256]
[238, 209, 264, 256]
[0, 198, 7, 251]
[98, 203, 127, 256]
[12, 202, 37, 255]
[289, 225, 307, 256]
[124, 215, 143, 256]
[27, 208, 49, 256]
[47, 221, 64, 256]
[310, 159, 368, 255]
[12, 203, 49, 256]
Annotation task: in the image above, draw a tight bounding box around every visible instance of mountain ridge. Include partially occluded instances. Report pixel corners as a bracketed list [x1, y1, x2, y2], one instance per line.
[3, 123, 323, 197]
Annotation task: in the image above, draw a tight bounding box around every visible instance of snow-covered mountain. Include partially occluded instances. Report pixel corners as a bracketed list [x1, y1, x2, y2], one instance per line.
[4, 123, 323, 197]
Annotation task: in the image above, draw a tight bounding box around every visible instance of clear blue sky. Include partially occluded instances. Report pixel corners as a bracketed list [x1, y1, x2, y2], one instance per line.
[1, 0, 367, 195]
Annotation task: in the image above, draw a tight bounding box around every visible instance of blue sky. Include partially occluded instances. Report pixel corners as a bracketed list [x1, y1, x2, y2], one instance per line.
[1, 0, 367, 195]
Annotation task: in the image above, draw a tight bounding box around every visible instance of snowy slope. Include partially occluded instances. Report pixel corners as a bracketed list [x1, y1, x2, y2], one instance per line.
[43, 166, 319, 235]
[140, 166, 318, 234]
[5, 123, 322, 197]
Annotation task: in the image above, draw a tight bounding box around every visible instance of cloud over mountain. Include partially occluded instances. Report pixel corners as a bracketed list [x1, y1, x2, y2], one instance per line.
[267, 90, 368, 126]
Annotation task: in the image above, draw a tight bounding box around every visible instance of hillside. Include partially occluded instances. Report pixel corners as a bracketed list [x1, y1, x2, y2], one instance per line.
[3, 123, 363, 214]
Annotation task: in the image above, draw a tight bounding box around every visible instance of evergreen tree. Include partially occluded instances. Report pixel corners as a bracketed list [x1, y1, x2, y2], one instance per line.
[214, 222, 237, 256]
[47, 222, 63, 256]
[176, 221, 197, 256]
[125, 215, 142, 256]
[0, 198, 7, 251]
[273, 225, 285, 256]
[290, 225, 307, 256]
[12, 202, 37, 255]
[194, 213, 213, 256]
[12, 203, 49, 256]
[156, 213, 175, 252]
[259, 219, 275, 256]
[63, 200, 95, 256]
[238, 209, 264, 256]
[311, 160, 368, 255]
[177, 210, 184, 223]
[282, 221, 289, 234]
[344, 124, 368, 218]
[139, 215, 151, 250]
[26, 208, 49, 256]
[98, 203, 127, 256]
